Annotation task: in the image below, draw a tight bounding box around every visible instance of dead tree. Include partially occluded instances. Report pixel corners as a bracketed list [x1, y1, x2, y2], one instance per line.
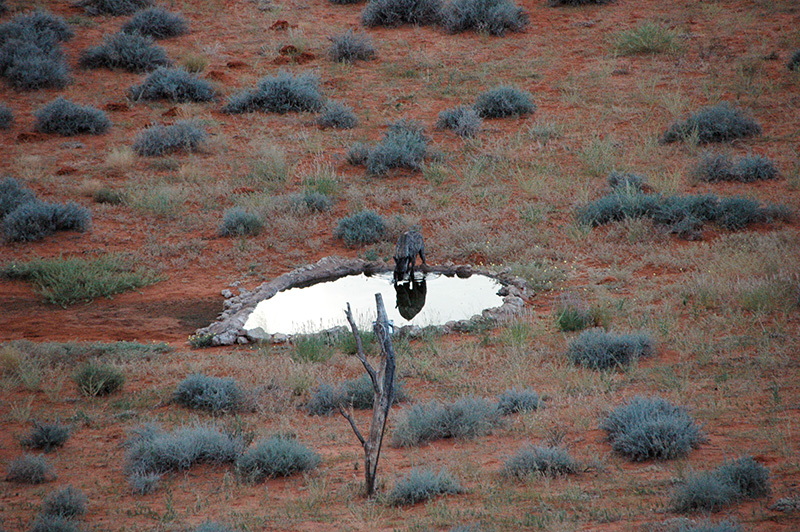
[339, 293, 396, 497]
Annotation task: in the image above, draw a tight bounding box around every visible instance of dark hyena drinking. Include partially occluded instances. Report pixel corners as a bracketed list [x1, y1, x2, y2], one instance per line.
[393, 230, 426, 281]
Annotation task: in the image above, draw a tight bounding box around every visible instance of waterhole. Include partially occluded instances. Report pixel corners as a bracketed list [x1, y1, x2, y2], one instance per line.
[243, 272, 504, 335]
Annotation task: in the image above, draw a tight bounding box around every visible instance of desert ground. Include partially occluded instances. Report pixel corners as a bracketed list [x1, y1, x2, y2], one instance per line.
[1, 0, 799, 530]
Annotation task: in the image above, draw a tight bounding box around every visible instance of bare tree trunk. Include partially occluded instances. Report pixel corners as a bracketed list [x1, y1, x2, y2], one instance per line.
[340, 293, 396, 497]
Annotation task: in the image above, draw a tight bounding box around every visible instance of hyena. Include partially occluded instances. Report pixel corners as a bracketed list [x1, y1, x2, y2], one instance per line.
[393, 230, 426, 281]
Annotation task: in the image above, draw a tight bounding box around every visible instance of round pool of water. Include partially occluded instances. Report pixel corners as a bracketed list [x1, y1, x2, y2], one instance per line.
[243, 272, 504, 335]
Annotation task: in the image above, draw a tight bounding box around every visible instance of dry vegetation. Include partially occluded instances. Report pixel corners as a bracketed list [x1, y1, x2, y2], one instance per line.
[1, 0, 799, 531]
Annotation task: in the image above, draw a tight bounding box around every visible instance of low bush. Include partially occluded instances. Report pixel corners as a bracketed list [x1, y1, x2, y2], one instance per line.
[307, 375, 407, 415]
[22, 421, 70, 452]
[125, 423, 244, 488]
[392, 397, 500, 447]
[566, 329, 654, 370]
[236, 436, 320, 482]
[672, 456, 770, 513]
[474, 85, 536, 118]
[29, 515, 81, 532]
[5, 454, 56, 484]
[0, 103, 12, 129]
[218, 208, 263, 237]
[733, 155, 779, 182]
[675, 521, 743, 532]
[222, 71, 323, 114]
[122, 8, 188, 39]
[692, 152, 736, 182]
[73, 361, 124, 396]
[132, 120, 206, 156]
[0, 12, 73, 90]
[611, 21, 681, 55]
[554, 291, 597, 332]
[35, 98, 110, 136]
[497, 387, 540, 415]
[436, 105, 482, 137]
[576, 191, 781, 237]
[1, 255, 159, 306]
[80, 0, 154, 16]
[334, 210, 386, 246]
[716, 196, 767, 230]
[190, 523, 242, 532]
[173, 374, 244, 413]
[292, 191, 333, 213]
[93, 187, 126, 205]
[502, 445, 578, 478]
[346, 143, 371, 165]
[0, 177, 36, 217]
[128, 67, 214, 102]
[80, 32, 170, 73]
[607, 171, 646, 192]
[600, 396, 704, 461]
[441, 0, 528, 36]
[316, 100, 358, 130]
[789, 50, 800, 71]
[328, 30, 376, 63]
[41, 485, 87, 519]
[387, 468, 463, 506]
[2, 200, 91, 242]
[366, 119, 429, 175]
[661, 102, 761, 144]
[361, 0, 443, 27]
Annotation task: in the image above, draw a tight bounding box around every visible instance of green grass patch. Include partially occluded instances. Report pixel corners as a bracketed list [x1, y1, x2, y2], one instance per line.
[1, 254, 161, 307]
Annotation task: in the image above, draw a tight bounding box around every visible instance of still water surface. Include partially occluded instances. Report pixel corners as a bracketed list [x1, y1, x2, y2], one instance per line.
[244, 272, 504, 335]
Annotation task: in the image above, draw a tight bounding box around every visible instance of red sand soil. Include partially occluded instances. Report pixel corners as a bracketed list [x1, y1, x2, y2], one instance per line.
[1, 0, 799, 530]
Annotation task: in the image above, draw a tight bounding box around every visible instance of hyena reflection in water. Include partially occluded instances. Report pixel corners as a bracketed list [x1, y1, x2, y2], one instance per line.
[394, 276, 427, 320]
[393, 230, 426, 282]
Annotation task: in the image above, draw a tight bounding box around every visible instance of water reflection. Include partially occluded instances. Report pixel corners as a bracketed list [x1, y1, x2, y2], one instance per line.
[243, 272, 503, 335]
[394, 275, 427, 320]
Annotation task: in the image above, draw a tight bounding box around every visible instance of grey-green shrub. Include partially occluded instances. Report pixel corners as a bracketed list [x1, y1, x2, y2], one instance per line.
[80, 32, 170, 72]
[693, 152, 736, 182]
[0, 177, 36, 217]
[365, 119, 429, 175]
[601, 396, 703, 461]
[122, 8, 188, 39]
[0, 12, 73, 90]
[222, 71, 324, 114]
[733, 155, 778, 182]
[316, 100, 357, 129]
[3, 201, 91, 242]
[218, 208, 263, 237]
[715, 196, 767, 230]
[436, 105, 482, 137]
[190, 522, 243, 532]
[80, 0, 154, 16]
[502, 445, 578, 478]
[128, 67, 214, 102]
[497, 387, 540, 415]
[34, 98, 110, 136]
[29, 515, 81, 532]
[554, 291, 596, 332]
[0, 103, 12, 129]
[328, 30, 376, 63]
[73, 362, 124, 396]
[607, 171, 646, 192]
[441, 0, 528, 36]
[387, 468, 463, 506]
[5, 454, 55, 484]
[566, 329, 654, 370]
[361, 0, 443, 27]
[347, 143, 371, 165]
[391, 397, 500, 446]
[661, 102, 761, 144]
[474, 85, 536, 118]
[292, 191, 333, 213]
[307, 375, 407, 415]
[236, 436, 320, 482]
[675, 521, 744, 532]
[125, 423, 244, 486]
[22, 422, 70, 452]
[173, 374, 244, 412]
[789, 50, 800, 71]
[132, 120, 206, 156]
[334, 210, 386, 246]
[672, 457, 769, 513]
[41, 486, 87, 519]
